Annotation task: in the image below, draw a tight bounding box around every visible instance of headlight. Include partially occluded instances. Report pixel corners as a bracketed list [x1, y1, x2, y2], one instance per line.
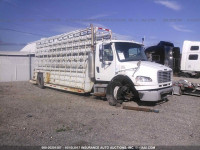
[136, 76, 152, 82]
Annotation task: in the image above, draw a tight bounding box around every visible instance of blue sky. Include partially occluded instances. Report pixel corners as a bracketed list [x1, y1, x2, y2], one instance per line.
[0, 0, 200, 51]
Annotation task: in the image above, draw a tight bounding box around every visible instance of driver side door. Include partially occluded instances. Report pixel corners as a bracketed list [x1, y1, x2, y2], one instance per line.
[95, 43, 116, 81]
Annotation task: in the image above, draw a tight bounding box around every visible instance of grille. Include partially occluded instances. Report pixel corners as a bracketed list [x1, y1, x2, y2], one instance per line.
[157, 71, 172, 83]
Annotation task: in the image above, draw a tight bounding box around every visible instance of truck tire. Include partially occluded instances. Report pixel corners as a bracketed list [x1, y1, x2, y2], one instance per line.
[106, 81, 122, 106]
[37, 73, 45, 89]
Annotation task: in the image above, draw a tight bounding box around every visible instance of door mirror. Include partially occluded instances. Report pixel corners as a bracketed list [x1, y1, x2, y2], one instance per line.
[99, 44, 104, 62]
[99, 43, 113, 64]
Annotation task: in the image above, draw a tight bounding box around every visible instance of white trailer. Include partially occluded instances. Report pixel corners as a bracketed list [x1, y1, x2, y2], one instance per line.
[31, 25, 173, 106]
[180, 40, 200, 78]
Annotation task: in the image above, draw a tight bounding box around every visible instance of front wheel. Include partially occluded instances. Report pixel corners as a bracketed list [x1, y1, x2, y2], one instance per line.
[106, 81, 123, 106]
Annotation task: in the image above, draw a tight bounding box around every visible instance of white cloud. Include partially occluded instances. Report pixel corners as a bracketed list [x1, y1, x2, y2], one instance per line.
[171, 24, 193, 32]
[154, 0, 181, 11]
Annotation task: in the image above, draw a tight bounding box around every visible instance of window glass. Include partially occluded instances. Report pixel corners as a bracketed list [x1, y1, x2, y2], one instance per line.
[190, 46, 199, 51]
[115, 42, 147, 62]
[99, 44, 103, 61]
[103, 44, 113, 61]
[189, 54, 198, 60]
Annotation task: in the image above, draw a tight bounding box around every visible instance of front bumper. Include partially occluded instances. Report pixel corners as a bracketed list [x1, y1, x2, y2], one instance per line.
[138, 86, 173, 101]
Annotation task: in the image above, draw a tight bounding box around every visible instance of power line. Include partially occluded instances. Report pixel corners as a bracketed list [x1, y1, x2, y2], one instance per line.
[0, 27, 48, 37]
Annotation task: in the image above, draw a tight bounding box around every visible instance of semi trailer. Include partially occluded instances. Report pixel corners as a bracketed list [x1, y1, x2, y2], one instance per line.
[30, 25, 173, 106]
[179, 40, 200, 78]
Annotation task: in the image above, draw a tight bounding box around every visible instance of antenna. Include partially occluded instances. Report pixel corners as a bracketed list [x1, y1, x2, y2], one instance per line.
[142, 36, 145, 44]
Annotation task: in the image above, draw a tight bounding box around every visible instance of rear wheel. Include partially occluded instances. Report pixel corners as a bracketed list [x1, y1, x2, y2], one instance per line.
[37, 73, 45, 89]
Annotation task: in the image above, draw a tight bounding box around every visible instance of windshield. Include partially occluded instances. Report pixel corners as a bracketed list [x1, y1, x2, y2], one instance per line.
[115, 42, 147, 62]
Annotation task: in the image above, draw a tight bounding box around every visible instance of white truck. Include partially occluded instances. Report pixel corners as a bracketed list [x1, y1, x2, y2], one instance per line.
[180, 40, 200, 78]
[30, 25, 173, 106]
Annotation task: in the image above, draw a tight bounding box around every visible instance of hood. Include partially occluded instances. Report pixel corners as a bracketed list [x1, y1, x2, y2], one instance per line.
[117, 61, 172, 86]
[118, 61, 171, 72]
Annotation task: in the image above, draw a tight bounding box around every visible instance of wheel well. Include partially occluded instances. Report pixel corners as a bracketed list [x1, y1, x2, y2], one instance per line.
[111, 75, 137, 94]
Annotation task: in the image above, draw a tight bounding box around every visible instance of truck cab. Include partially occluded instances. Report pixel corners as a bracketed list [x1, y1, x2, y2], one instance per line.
[94, 40, 173, 105]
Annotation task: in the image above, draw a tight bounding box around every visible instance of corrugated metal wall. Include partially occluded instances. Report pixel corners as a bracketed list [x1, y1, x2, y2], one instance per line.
[0, 56, 35, 82]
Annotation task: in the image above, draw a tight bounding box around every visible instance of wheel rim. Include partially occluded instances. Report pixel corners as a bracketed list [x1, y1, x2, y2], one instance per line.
[113, 86, 120, 100]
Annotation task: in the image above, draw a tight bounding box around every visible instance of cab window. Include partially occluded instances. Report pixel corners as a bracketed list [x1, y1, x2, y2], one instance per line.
[99, 44, 113, 61]
[103, 44, 113, 61]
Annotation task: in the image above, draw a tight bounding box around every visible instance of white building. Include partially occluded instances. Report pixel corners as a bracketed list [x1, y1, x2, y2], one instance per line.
[0, 50, 35, 82]
[20, 42, 36, 53]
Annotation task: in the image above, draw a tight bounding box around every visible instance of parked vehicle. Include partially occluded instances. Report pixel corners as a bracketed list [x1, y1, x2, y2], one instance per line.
[145, 41, 180, 74]
[179, 40, 200, 78]
[30, 25, 173, 106]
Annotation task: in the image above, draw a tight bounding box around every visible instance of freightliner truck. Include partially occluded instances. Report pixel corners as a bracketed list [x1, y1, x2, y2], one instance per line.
[30, 25, 173, 106]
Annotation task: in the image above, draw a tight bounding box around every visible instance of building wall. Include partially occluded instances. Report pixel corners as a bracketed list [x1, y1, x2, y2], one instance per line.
[0, 56, 35, 82]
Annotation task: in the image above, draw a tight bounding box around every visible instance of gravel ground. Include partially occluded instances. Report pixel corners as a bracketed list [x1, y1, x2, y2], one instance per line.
[0, 81, 200, 147]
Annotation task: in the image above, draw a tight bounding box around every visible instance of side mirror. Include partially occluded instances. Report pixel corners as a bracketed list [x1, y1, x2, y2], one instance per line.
[137, 60, 141, 67]
[99, 44, 104, 62]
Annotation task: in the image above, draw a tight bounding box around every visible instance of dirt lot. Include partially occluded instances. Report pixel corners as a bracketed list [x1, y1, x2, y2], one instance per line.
[0, 81, 200, 147]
